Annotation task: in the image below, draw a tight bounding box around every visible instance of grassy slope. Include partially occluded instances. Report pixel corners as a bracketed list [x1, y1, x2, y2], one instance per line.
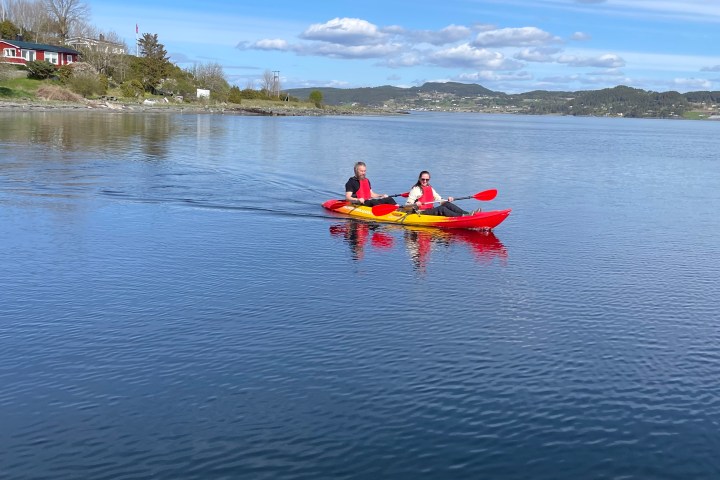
[0, 77, 42, 99]
[0, 77, 335, 113]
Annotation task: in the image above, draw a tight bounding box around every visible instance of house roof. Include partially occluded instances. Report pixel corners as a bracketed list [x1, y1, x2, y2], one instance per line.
[66, 36, 124, 48]
[1, 39, 80, 55]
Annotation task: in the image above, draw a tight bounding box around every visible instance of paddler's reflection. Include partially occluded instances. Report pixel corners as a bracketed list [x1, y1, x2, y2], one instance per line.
[403, 229, 436, 274]
[329, 221, 394, 261]
[403, 227, 508, 272]
[329, 222, 507, 267]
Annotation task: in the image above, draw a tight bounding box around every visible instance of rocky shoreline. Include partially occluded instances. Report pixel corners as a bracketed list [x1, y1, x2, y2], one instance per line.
[0, 99, 407, 116]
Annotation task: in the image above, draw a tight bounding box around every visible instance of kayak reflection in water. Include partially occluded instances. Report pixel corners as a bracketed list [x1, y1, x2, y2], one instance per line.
[330, 222, 507, 268]
[403, 227, 508, 273]
[329, 222, 394, 261]
[404, 170, 473, 217]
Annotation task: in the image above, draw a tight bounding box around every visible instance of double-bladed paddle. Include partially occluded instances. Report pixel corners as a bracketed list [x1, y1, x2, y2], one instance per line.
[371, 188, 498, 216]
[327, 191, 411, 210]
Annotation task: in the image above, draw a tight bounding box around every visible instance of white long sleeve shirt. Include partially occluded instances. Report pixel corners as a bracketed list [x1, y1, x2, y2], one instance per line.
[405, 185, 442, 207]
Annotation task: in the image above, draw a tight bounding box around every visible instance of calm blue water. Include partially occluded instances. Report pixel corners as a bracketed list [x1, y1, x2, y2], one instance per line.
[1, 111, 720, 479]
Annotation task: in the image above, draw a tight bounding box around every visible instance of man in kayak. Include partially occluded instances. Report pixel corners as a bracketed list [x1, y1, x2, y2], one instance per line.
[405, 170, 479, 217]
[345, 162, 397, 207]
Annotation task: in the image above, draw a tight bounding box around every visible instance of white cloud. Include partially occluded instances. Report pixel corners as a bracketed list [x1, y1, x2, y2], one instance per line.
[672, 77, 712, 90]
[251, 39, 290, 50]
[403, 24, 473, 45]
[557, 53, 625, 68]
[571, 32, 591, 41]
[383, 51, 424, 67]
[458, 71, 533, 82]
[471, 23, 498, 32]
[578, 0, 720, 23]
[235, 15, 716, 92]
[382, 25, 405, 35]
[300, 18, 385, 45]
[429, 44, 522, 70]
[291, 78, 353, 88]
[308, 42, 404, 59]
[539, 74, 582, 84]
[514, 47, 562, 62]
[473, 27, 560, 47]
[586, 68, 625, 77]
[169, 52, 194, 63]
[484, 0, 720, 24]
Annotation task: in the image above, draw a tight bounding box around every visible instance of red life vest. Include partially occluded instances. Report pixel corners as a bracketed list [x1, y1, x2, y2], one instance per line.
[418, 185, 435, 210]
[356, 178, 371, 200]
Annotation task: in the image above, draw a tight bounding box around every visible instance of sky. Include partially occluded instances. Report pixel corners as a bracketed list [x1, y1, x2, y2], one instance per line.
[89, 0, 720, 94]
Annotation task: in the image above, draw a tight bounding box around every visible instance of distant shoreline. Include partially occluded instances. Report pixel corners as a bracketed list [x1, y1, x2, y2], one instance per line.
[0, 99, 406, 116]
[4, 99, 718, 120]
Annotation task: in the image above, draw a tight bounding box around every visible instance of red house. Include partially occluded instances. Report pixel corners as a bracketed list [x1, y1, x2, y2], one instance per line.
[0, 39, 80, 67]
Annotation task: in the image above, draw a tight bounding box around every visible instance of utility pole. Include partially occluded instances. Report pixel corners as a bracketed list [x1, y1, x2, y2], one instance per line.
[273, 70, 280, 98]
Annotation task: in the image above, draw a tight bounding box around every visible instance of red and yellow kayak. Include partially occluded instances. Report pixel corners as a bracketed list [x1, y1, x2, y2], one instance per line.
[322, 200, 511, 230]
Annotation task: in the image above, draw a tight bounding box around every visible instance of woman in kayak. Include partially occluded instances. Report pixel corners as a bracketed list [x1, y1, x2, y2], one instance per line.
[405, 170, 478, 217]
[345, 162, 397, 207]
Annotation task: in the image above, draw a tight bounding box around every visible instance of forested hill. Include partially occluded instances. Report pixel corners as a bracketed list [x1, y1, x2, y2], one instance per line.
[285, 83, 720, 119]
[286, 82, 498, 107]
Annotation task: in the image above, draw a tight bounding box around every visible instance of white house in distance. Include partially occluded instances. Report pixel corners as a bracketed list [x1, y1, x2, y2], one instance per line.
[65, 34, 126, 55]
[0, 38, 80, 67]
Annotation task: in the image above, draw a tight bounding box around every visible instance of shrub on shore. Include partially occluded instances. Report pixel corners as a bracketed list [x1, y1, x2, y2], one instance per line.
[57, 63, 108, 98]
[36, 85, 83, 102]
[25, 61, 57, 80]
[120, 80, 144, 98]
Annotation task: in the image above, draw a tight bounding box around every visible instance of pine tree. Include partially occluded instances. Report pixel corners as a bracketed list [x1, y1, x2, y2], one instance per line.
[135, 33, 171, 92]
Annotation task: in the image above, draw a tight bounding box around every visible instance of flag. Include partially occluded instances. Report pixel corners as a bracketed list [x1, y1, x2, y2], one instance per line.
[135, 24, 138, 34]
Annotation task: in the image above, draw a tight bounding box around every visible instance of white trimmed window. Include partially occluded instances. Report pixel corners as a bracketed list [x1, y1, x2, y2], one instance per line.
[45, 51, 59, 64]
[21, 49, 36, 61]
[3, 48, 17, 57]
[66, 54, 74, 63]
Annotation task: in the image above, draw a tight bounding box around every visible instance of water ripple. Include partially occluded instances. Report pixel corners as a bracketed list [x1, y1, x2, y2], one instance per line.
[2, 111, 720, 479]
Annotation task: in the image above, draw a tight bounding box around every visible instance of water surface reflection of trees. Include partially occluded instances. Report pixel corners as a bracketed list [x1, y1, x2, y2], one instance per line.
[3, 111, 175, 159]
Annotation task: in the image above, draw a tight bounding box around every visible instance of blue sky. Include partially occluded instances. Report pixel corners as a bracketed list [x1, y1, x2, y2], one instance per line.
[90, 0, 720, 93]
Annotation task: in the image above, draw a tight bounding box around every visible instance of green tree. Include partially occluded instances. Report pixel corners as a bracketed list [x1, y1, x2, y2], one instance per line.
[134, 32, 171, 92]
[309, 90, 323, 108]
[190, 61, 230, 101]
[0, 19, 21, 39]
[159, 64, 196, 99]
[227, 86, 242, 104]
[120, 79, 144, 98]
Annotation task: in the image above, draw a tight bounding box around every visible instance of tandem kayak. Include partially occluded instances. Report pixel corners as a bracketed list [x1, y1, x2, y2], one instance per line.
[322, 200, 511, 230]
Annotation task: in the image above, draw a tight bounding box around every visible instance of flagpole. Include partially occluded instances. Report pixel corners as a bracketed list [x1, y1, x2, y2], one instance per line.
[135, 24, 139, 56]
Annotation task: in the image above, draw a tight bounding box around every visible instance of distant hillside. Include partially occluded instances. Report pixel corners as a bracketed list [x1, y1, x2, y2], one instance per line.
[286, 85, 411, 106]
[415, 81, 497, 96]
[286, 82, 720, 119]
[286, 81, 500, 106]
